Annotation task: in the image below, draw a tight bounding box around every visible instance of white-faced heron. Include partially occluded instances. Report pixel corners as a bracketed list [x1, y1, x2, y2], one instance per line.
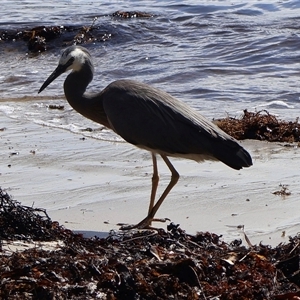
[38, 46, 252, 229]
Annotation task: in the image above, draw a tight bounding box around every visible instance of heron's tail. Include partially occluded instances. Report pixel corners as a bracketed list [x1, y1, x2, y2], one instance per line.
[214, 142, 252, 170]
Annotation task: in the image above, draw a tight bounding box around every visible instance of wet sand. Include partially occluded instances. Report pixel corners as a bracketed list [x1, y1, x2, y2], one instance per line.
[1, 114, 300, 246]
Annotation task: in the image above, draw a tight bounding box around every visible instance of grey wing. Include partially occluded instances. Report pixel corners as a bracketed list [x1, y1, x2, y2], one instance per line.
[102, 80, 252, 169]
[102, 82, 211, 153]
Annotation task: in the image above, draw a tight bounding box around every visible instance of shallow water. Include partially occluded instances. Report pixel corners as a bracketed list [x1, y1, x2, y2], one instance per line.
[1, 0, 300, 141]
[1, 1, 300, 243]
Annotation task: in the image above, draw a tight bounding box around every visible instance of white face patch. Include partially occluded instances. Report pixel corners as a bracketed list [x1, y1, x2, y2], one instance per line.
[59, 47, 88, 72]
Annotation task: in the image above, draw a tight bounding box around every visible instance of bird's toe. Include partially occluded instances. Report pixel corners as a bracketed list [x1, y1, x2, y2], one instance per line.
[119, 216, 171, 230]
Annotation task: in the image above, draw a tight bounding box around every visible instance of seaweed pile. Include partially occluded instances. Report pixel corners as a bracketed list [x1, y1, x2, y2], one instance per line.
[216, 110, 300, 143]
[0, 22, 110, 53]
[0, 11, 152, 53]
[112, 11, 153, 18]
[0, 188, 299, 299]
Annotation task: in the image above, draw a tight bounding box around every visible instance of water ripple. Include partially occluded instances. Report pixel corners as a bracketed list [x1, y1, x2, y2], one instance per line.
[1, 0, 300, 136]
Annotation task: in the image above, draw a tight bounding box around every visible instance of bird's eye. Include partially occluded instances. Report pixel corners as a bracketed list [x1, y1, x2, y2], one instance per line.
[69, 57, 75, 64]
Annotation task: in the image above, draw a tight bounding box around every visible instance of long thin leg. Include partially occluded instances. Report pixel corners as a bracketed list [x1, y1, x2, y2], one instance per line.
[148, 153, 159, 215]
[147, 154, 179, 220]
[121, 154, 179, 230]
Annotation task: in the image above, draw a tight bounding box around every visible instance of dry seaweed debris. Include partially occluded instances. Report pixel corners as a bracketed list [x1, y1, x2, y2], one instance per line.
[0, 188, 300, 300]
[272, 184, 292, 197]
[0, 188, 68, 241]
[215, 109, 300, 142]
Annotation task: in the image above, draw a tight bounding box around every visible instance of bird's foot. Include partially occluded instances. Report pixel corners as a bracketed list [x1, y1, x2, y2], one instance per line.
[119, 217, 170, 230]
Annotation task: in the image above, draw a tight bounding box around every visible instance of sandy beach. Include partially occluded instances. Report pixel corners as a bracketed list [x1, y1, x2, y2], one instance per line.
[1, 113, 300, 247]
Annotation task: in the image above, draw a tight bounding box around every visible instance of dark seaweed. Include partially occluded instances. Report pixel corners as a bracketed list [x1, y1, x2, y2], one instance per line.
[216, 109, 300, 143]
[0, 188, 299, 299]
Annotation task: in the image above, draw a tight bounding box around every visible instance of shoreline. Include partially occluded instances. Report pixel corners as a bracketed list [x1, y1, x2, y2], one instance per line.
[1, 114, 300, 246]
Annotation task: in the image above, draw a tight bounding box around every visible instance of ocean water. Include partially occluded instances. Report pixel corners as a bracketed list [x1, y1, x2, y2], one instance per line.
[1, 0, 300, 141]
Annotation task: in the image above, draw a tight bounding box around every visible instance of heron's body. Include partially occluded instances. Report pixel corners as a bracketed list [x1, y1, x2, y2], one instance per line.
[39, 45, 252, 229]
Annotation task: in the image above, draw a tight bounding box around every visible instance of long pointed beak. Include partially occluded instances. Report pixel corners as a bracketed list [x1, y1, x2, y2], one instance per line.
[38, 64, 67, 94]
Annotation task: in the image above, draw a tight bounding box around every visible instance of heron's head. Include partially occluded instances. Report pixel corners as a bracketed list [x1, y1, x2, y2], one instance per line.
[38, 46, 92, 94]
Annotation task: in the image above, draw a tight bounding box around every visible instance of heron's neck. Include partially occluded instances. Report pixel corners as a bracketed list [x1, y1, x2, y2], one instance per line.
[64, 61, 92, 104]
[63, 64, 111, 128]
